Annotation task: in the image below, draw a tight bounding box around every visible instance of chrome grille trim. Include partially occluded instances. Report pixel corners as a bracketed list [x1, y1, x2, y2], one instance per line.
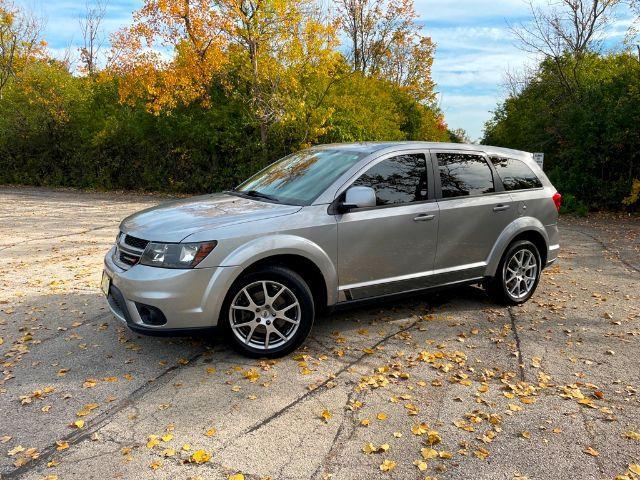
[124, 234, 149, 250]
[113, 232, 147, 270]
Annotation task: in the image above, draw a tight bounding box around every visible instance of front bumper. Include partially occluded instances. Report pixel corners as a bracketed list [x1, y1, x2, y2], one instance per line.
[103, 246, 240, 332]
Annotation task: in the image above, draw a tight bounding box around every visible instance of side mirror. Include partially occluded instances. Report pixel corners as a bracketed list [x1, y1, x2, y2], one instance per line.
[339, 186, 377, 212]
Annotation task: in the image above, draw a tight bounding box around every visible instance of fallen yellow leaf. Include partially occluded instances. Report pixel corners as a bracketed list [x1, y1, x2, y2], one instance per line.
[624, 431, 640, 441]
[55, 441, 69, 451]
[190, 449, 212, 464]
[583, 446, 599, 457]
[421, 448, 438, 459]
[146, 435, 159, 448]
[82, 379, 97, 388]
[379, 459, 397, 472]
[414, 460, 428, 471]
[8, 445, 25, 456]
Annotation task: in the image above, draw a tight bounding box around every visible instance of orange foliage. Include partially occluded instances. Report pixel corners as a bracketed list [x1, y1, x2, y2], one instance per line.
[109, 0, 230, 113]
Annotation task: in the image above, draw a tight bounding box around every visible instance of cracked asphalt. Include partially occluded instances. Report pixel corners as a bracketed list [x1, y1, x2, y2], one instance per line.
[0, 186, 639, 480]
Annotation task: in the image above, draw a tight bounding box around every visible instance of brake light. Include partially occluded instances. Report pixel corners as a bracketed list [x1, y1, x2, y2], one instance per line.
[552, 192, 562, 212]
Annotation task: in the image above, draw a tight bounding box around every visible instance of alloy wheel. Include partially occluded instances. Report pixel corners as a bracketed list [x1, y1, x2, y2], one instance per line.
[504, 248, 538, 300]
[229, 280, 301, 351]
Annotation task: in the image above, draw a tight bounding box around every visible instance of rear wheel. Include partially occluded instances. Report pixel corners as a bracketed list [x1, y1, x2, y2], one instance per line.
[487, 240, 542, 305]
[223, 266, 314, 358]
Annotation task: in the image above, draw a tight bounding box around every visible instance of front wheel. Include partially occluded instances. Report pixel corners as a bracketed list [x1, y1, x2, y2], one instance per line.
[486, 240, 542, 305]
[222, 266, 314, 358]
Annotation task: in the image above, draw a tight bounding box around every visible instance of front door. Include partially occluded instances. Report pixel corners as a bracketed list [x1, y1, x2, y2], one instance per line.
[336, 151, 439, 300]
[432, 150, 516, 279]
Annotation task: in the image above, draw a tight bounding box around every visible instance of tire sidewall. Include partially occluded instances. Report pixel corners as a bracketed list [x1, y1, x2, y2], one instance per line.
[222, 267, 315, 358]
[500, 240, 542, 304]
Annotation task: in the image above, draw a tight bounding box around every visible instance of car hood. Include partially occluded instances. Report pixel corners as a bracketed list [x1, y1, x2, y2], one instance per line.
[120, 193, 301, 243]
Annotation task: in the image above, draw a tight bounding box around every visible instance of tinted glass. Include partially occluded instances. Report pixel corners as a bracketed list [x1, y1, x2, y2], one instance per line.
[491, 157, 543, 191]
[353, 154, 428, 206]
[236, 148, 366, 205]
[437, 153, 494, 198]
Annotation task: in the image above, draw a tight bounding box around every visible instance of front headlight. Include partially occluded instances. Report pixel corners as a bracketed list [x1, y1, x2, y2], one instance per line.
[139, 241, 217, 269]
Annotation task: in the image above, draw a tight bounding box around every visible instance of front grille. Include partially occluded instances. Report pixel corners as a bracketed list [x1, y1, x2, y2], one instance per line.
[119, 250, 141, 266]
[124, 234, 149, 250]
[113, 232, 147, 270]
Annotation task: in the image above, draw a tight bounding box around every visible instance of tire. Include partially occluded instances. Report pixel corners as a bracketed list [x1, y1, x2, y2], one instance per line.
[486, 240, 542, 305]
[222, 266, 314, 358]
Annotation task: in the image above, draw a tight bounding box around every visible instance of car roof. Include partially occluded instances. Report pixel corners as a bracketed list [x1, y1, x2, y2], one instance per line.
[312, 142, 532, 160]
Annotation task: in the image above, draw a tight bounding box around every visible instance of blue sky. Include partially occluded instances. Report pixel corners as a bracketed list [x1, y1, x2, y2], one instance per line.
[18, 0, 633, 140]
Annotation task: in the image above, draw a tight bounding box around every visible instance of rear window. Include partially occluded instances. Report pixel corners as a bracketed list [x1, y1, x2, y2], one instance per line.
[437, 153, 495, 198]
[491, 157, 542, 191]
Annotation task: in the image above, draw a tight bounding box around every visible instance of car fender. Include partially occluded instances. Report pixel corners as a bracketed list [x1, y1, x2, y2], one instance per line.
[485, 217, 549, 277]
[216, 234, 339, 306]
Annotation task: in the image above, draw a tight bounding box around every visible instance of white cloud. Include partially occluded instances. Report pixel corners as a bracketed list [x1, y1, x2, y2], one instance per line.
[416, 0, 543, 23]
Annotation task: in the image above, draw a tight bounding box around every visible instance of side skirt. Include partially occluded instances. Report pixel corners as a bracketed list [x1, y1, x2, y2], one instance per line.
[341, 265, 486, 302]
[333, 276, 486, 312]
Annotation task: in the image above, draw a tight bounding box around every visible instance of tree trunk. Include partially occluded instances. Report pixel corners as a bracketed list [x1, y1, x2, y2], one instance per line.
[249, 39, 267, 144]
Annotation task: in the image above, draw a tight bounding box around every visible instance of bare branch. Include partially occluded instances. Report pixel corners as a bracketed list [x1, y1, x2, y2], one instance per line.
[509, 0, 619, 94]
[78, 0, 107, 75]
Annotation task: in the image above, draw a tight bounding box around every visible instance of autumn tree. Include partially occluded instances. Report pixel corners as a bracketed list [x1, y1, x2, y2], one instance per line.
[111, 0, 340, 144]
[0, 0, 43, 99]
[109, 0, 229, 113]
[335, 0, 436, 103]
[218, 0, 340, 143]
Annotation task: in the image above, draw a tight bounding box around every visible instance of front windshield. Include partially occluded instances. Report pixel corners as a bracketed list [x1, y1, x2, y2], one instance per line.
[234, 148, 366, 205]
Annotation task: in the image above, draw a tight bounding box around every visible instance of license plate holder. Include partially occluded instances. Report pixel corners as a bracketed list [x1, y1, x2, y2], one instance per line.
[101, 271, 111, 296]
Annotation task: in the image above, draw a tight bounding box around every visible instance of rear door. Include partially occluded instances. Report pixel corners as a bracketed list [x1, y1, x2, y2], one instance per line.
[432, 150, 516, 277]
[336, 151, 439, 300]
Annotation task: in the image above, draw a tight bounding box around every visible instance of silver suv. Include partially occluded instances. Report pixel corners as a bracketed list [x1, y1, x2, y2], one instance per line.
[102, 142, 561, 357]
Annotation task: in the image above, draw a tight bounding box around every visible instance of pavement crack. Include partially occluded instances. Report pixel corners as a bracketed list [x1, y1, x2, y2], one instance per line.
[235, 319, 421, 439]
[310, 385, 360, 479]
[575, 407, 607, 475]
[562, 226, 640, 274]
[0, 225, 113, 253]
[0, 349, 206, 479]
[507, 307, 527, 382]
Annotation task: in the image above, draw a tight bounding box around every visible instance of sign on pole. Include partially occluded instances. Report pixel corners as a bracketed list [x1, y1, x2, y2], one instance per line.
[533, 152, 544, 169]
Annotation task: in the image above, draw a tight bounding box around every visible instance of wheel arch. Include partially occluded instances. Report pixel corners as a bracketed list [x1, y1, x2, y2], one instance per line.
[239, 254, 329, 315]
[216, 235, 337, 315]
[486, 217, 549, 277]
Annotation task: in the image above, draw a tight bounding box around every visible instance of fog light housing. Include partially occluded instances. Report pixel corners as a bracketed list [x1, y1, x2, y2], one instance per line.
[136, 303, 167, 326]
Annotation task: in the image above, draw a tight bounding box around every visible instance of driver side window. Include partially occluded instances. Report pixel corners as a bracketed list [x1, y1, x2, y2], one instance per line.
[353, 153, 428, 206]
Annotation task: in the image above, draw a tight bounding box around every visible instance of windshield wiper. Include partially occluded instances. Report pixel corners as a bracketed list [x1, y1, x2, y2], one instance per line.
[241, 190, 279, 202]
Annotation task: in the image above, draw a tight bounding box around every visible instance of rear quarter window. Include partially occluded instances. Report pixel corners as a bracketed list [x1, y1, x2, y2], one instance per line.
[490, 157, 543, 191]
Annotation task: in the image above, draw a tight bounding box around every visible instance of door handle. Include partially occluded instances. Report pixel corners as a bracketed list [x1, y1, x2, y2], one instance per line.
[493, 204, 510, 212]
[413, 213, 435, 221]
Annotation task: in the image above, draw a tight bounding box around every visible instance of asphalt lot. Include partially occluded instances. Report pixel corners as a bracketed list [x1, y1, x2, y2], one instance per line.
[0, 186, 638, 480]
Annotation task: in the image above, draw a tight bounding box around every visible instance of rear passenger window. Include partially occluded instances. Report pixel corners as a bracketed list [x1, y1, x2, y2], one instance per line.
[491, 157, 543, 191]
[437, 153, 494, 198]
[353, 153, 428, 206]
